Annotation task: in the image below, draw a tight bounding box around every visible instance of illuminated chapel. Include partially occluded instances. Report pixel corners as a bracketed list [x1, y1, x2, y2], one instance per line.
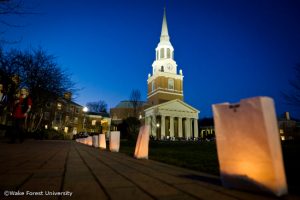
[144, 9, 199, 139]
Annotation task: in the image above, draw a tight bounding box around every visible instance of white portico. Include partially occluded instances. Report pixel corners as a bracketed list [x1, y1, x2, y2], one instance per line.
[145, 99, 199, 139]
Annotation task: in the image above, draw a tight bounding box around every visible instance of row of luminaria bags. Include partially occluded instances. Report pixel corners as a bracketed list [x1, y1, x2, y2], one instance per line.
[76, 96, 288, 197]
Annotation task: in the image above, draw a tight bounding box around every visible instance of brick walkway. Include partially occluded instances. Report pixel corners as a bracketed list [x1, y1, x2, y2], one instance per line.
[0, 140, 297, 200]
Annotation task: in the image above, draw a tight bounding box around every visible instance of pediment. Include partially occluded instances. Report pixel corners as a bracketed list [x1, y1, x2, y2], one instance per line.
[147, 99, 199, 113]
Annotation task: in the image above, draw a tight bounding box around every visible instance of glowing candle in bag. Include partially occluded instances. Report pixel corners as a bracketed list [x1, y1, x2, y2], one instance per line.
[212, 97, 287, 196]
[99, 134, 106, 149]
[134, 125, 150, 159]
[109, 131, 120, 152]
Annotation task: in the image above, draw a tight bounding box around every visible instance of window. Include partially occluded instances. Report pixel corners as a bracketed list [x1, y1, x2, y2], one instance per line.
[74, 117, 78, 124]
[92, 120, 97, 126]
[161, 66, 164, 72]
[160, 48, 164, 59]
[167, 48, 170, 58]
[57, 103, 62, 110]
[44, 112, 50, 120]
[168, 79, 174, 90]
[65, 116, 70, 123]
[55, 113, 61, 122]
[64, 127, 69, 133]
[152, 81, 155, 91]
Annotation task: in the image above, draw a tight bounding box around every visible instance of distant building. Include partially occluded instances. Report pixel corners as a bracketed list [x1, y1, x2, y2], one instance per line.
[278, 112, 300, 140]
[83, 111, 111, 135]
[144, 9, 199, 139]
[42, 92, 111, 138]
[110, 100, 149, 129]
[42, 93, 83, 138]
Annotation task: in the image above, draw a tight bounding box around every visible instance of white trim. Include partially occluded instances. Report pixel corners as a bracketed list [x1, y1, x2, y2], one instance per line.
[147, 72, 183, 83]
[145, 99, 199, 113]
[147, 89, 183, 99]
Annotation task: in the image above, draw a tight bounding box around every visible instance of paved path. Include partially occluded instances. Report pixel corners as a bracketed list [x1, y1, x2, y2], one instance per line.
[0, 140, 297, 200]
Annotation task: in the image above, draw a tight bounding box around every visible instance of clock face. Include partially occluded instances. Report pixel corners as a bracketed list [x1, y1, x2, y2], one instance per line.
[167, 64, 173, 71]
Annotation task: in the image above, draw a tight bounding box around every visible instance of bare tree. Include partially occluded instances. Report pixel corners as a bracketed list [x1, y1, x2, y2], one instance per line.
[0, 0, 36, 44]
[282, 64, 300, 107]
[129, 89, 142, 118]
[86, 100, 107, 113]
[0, 47, 76, 131]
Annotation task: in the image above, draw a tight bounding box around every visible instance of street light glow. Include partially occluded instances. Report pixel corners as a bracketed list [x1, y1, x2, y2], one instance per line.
[83, 106, 88, 112]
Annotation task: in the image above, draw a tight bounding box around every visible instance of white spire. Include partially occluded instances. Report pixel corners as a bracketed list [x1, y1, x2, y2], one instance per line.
[160, 8, 170, 42]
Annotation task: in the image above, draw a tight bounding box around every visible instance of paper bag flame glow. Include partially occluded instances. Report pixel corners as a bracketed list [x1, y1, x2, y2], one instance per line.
[212, 97, 287, 196]
[99, 134, 106, 149]
[109, 131, 120, 152]
[134, 125, 150, 159]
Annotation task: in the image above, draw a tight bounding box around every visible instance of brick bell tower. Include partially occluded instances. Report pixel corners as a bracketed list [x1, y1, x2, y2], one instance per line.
[147, 9, 184, 106]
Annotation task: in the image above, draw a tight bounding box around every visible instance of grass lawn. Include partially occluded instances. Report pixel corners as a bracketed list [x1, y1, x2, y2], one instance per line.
[119, 139, 300, 194]
[120, 140, 220, 175]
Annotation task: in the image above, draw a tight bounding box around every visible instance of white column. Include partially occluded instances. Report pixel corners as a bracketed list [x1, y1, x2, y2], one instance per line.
[194, 118, 198, 138]
[161, 115, 165, 139]
[170, 116, 174, 138]
[185, 118, 191, 139]
[145, 117, 151, 126]
[151, 115, 156, 137]
[178, 117, 183, 137]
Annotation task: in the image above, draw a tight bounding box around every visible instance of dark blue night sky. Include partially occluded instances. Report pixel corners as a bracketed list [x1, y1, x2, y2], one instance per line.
[2, 0, 300, 118]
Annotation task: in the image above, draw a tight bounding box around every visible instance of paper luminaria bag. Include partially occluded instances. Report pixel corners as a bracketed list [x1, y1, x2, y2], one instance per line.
[86, 136, 93, 146]
[134, 125, 150, 159]
[109, 131, 120, 152]
[99, 134, 106, 149]
[212, 96, 287, 196]
[92, 135, 99, 147]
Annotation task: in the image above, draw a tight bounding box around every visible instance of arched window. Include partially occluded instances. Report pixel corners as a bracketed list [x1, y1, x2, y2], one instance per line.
[161, 66, 164, 72]
[168, 79, 174, 90]
[160, 48, 164, 59]
[152, 81, 155, 91]
[167, 48, 171, 58]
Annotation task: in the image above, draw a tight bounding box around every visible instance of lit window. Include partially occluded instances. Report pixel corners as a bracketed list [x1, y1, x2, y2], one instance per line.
[45, 125, 48, 129]
[281, 136, 285, 141]
[92, 120, 96, 126]
[53, 126, 58, 130]
[168, 79, 174, 90]
[64, 127, 69, 133]
[57, 103, 62, 110]
[279, 129, 284, 134]
[74, 117, 78, 123]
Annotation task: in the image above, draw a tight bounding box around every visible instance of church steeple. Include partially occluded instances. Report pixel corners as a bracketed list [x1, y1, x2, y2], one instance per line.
[147, 8, 184, 105]
[153, 9, 176, 71]
[160, 8, 170, 42]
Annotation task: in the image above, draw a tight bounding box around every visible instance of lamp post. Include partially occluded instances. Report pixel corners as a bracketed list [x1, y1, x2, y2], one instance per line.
[83, 106, 88, 133]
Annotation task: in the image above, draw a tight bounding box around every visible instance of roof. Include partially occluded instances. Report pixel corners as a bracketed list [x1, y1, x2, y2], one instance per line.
[114, 100, 147, 108]
[86, 111, 110, 118]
